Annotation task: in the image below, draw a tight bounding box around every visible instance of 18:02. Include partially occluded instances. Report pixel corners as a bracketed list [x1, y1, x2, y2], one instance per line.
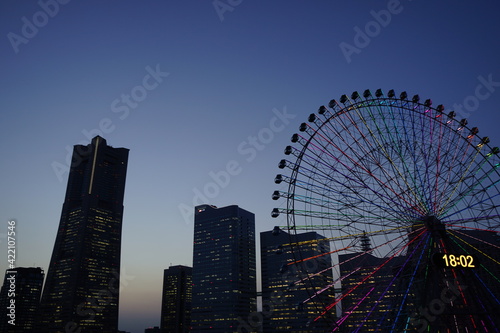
[433, 253, 476, 268]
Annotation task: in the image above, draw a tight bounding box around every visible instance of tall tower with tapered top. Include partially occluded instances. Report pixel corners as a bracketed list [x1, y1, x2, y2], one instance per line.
[38, 136, 129, 333]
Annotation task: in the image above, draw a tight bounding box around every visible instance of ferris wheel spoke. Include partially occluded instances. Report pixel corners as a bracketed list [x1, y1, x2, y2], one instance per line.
[448, 228, 500, 250]
[433, 122, 471, 212]
[429, 106, 448, 214]
[447, 230, 500, 267]
[314, 228, 427, 323]
[465, 276, 500, 328]
[444, 221, 500, 234]
[299, 107, 420, 214]
[396, 104, 449, 215]
[392, 234, 433, 331]
[305, 128, 419, 215]
[446, 142, 498, 197]
[373, 100, 432, 212]
[284, 175, 415, 224]
[285, 137, 386, 199]
[328, 101, 412, 191]
[441, 193, 500, 229]
[288, 245, 353, 268]
[433, 239, 477, 329]
[438, 165, 493, 219]
[439, 235, 500, 320]
[439, 157, 500, 218]
[285, 180, 411, 226]
[445, 231, 500, 318]
[405, 102, 451, 215]
[280, 153, 418, 222]
[283, 225, 424, 255]
[468, 270, 500, 303]
[328, 98, 428, 215]
[444, 217, 500, 234]
[296, 145, 406, 212]
[392, 98, 436, 212]
[360, 233, 431, 332]
[396, 101, 463, 218]
[284, 209, 408, 229]
[437, 133, 486, 215]
[432, 116, 473, 219]
[349, 97, 430, 212]
[332, 286, 375, 332]
[415, 103, 442, 212]
[318, 232, 425, 322]
[424, 110, 458, 215]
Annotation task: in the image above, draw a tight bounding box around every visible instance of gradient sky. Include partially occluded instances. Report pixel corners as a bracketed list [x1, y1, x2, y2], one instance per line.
[1, 1, 500, 332]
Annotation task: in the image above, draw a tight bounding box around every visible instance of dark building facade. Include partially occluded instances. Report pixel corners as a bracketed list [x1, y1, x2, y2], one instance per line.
[160, 265, 192, 333]
[191, 204, 256, 332]
[38, 136, 129, 332]
[260, 228, 335, 332]
[338, 251, 407, 331]
[0, 267, 44, 332]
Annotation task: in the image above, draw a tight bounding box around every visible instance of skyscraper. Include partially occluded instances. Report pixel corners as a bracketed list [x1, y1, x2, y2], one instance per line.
[38, 136, 129, 332]
[191, 204, 256, 332]
[160, 265, 192, 333]
[0, 267, 44, 332]
[260, 227, 335, 332]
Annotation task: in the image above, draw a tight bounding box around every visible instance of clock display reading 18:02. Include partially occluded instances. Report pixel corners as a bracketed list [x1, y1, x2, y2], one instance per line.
[432, 253, 477, 268]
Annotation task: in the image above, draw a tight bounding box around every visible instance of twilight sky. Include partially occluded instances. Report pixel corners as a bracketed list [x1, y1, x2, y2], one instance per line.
[1, 1, 500, 332]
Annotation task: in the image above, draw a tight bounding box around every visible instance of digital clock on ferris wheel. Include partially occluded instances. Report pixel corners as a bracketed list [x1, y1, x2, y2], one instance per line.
[432, 253, 478, 268]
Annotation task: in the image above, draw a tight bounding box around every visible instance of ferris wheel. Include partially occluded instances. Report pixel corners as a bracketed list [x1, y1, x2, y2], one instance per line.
[271, 89, 500, 332]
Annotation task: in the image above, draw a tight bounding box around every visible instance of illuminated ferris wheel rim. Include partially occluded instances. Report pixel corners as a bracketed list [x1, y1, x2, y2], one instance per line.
[271, 88, 500, 237]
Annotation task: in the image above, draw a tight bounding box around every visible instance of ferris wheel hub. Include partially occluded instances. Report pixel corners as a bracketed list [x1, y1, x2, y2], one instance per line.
[423, 215, 447, 239]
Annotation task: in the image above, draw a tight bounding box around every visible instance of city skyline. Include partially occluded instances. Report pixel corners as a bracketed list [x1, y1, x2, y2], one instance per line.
[1, 1, 500, 332]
